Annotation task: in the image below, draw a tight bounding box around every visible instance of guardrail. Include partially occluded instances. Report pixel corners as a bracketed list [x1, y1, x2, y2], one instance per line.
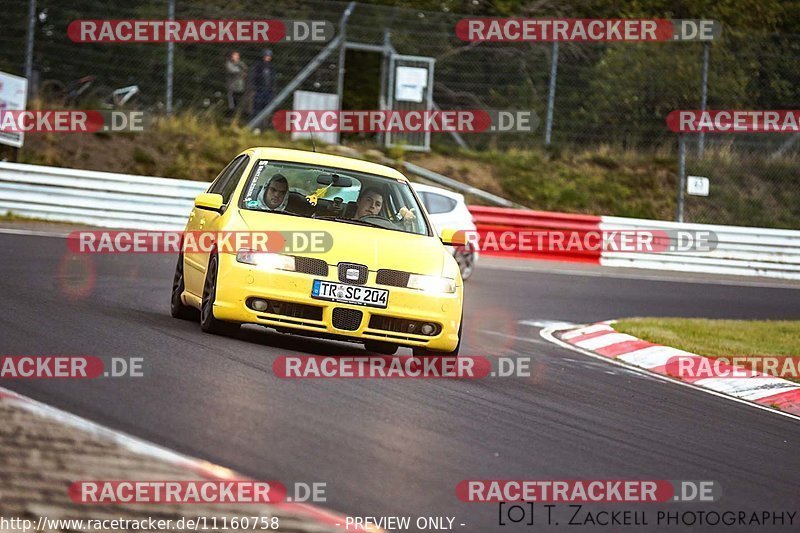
[0, 162, 205, 230]
[467, 206, 602, 263]
[469, 206, 800, 280]
[2, 162, 798, 280]
[599, 216, 800, 279]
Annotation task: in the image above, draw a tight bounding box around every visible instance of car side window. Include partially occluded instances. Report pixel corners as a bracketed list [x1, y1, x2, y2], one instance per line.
[421, 192, 457, 214]
[220, 156, 249, 205]
[208, 155, 248, 204]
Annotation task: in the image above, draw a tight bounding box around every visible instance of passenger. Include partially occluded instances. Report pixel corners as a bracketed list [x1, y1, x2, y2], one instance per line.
[258, 173, 289, 211]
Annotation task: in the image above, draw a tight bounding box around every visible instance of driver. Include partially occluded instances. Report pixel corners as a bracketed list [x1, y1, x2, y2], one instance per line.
[257, 173, 289, 211]
[353, 187, 416, 225]
[353, 187, 384, 219]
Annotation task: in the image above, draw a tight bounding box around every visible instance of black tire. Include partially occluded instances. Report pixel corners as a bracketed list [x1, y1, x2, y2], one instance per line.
[412, 317, 462, 357]
[364, 340, 398, 355]
[200, 254, 240, 336]
[170, 253, 199, 320]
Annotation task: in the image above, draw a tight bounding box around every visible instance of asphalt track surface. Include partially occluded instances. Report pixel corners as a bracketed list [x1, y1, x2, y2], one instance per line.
[2, 228, 800, 531]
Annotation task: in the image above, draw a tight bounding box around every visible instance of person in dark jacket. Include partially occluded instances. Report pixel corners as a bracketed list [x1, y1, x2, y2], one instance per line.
[250, 49, 276, 121]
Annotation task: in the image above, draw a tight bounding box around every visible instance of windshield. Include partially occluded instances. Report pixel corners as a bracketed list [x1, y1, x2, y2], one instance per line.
[238, 160, 430, 236]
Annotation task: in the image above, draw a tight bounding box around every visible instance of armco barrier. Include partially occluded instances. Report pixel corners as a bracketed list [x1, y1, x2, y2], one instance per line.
[2, 162, 799, 280]
[599, 216, 800, 280]
[467, 205, 602, 263]
[469, 205, 800, 280]
[0, 161, 205, 230]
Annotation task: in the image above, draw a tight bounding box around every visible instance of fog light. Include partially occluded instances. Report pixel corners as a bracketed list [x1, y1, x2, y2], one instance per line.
[421, 323, 435, 335]
[252, 299, 268, 312]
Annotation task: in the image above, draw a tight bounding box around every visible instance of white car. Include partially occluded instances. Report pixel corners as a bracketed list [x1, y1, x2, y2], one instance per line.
[411, 182, 479, 280]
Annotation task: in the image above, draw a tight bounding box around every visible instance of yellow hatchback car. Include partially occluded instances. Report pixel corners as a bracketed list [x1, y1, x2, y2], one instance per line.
[170, 147, 464, 356]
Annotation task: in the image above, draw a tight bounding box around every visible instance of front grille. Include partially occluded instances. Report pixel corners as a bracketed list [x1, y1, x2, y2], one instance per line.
[332, 308, 363, 331]
[247, 298, 323, 321]
[338, 262, 368, 285]
[368, 315, 441, 336]
[375, 269, 410, 287]
[294, 256, 328, 276]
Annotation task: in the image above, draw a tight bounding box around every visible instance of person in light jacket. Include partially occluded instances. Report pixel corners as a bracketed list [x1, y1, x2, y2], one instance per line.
[225, 50, 247, 117]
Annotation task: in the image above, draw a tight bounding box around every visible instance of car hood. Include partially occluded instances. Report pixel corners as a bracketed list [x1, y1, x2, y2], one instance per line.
[236, 210, 450, 277]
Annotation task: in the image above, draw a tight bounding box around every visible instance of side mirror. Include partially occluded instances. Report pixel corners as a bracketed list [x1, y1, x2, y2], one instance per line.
[194, 193, 224, 213]
[440, 228, 469, 247]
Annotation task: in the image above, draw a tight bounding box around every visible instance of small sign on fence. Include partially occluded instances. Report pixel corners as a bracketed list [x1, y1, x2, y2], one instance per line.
[0, 70, 28, 148]
[687, 175, 710, 196]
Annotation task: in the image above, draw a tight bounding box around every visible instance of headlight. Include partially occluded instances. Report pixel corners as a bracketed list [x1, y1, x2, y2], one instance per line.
[236, 249, 296, 271]
[407, 274, 456, 294]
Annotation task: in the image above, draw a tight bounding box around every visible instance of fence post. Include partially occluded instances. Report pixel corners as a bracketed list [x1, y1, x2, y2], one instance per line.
[336, 3, 356, 117]
[698, 42, 710, 157]
[24, 0, 36, 94]
[677, 135, 686, 222]
[165, 0, 175, 115]
[544, 41, 559, 146]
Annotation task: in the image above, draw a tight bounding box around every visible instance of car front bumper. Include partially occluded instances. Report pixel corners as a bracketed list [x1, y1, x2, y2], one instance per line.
[211, 254, 462, 352]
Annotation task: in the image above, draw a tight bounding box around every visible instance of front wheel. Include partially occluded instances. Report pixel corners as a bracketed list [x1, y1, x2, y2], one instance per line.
[200, 254, 241, 336]
[171, 253, 199, 320]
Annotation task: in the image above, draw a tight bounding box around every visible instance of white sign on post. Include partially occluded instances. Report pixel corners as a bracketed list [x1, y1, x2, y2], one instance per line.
[687, 175, 710, 196]
[395, 66, 427, 103]
[0, 70, 28, 148]
[292, 90, 339, 145]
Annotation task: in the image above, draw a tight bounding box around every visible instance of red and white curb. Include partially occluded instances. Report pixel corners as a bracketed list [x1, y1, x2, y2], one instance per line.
[539, 322, 800, 421]
[0, 386, 365, 531]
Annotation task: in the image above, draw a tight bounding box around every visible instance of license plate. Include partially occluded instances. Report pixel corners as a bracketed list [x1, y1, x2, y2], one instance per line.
[311, 280, 389, 308]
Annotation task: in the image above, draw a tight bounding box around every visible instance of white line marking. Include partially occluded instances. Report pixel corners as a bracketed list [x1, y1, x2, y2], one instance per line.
[0, 227, 70, 238]
[539, 326, 800, 423]
[0, 386, 236, 478]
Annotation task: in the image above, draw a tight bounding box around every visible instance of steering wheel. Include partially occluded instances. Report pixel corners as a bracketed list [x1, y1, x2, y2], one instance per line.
[357, 215, 399, 230]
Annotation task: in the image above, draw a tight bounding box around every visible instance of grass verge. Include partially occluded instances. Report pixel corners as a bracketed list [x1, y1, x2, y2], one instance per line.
[615, 318, 800, 358]
[616, 318, 800, 388]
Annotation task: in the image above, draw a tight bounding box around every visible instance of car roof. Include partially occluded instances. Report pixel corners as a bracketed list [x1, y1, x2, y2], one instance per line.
[242, 147, 408, 182]
[410, 182, 466, 202]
